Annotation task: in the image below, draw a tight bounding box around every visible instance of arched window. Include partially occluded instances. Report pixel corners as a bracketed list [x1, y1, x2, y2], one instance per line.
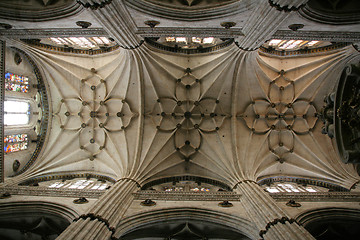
[265, 182, 320, 193]
[44, 178, 109, 190]
[4, 100, 30, 126]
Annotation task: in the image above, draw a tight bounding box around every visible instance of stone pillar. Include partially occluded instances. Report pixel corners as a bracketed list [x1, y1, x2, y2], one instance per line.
[236, 0, 308, 50]
[0, 40, 5, 183]
[57, 178, 139, 240]
[235, 181, 315, 240]
[77, 0, 142, 49]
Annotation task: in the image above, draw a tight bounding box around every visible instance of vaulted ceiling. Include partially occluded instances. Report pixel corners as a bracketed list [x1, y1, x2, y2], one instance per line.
[1, 0, 360, 189]
[12, 41, 358, 189]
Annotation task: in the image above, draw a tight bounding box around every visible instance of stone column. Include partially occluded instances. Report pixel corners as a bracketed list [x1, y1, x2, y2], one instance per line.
[236, 0, 308, 50]
[234, 181, 315, 240]
[57, 178, 139, 240]
[0, 40, 5, 183]
[77, 0, 142, 49]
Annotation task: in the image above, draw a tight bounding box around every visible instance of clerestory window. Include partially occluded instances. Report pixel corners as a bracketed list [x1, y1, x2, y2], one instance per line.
[4, 100, 30, 126]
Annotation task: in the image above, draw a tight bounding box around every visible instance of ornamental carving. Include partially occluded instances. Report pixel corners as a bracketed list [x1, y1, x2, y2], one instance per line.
[239, 69, 318, 163]
[55, 68, 135, 158]
[148, 68, 230, 160]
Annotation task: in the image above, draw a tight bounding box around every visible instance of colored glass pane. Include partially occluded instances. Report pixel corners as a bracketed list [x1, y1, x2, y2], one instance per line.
[5, 73, 29, 93]
[4, 134, 28, 153]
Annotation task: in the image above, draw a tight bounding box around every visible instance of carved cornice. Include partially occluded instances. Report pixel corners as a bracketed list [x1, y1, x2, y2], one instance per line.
[273, 30, 360, 42]
[270, 192, 360, 202]
[0, 28, 108, 39]
[133, 190, 241, 201]
[0, 186, 105, 198]
[137, 27, 243, 38]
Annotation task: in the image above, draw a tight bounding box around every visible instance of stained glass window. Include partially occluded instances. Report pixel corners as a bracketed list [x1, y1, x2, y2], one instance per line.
[190, 187, 210, 192]
[4, 134, 28, 153]
[4, 100, 30, 125]
[5, 73, 29, 93]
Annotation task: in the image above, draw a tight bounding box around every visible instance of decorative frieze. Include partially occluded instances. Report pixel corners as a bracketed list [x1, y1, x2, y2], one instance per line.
[0, 186, 105, 198]
[133, 190, 241, 201]
[137, 27, 243, 38]
[0, 28, 108, 39]
[273, 30, 360, 42]
[271, 192, 360, 202]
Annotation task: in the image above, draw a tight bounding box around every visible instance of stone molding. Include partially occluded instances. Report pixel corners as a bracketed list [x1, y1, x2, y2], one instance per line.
[137, 27, 243, 38]
[270, 192, 360, 202]
[273, 30, 360, 42]
[0, 28, 108, 39]
[133, 190, 241, 201]
[0, 40, 4, 183]
[0, 186, 104, 198]
[9, 48, 50, 176]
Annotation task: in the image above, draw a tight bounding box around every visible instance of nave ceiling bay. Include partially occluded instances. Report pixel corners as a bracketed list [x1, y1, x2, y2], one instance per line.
[14, 41, 360, 190]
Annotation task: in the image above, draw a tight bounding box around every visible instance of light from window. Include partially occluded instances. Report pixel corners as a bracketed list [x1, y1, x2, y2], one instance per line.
[4, 100, 30, 125]
[192, 37, 202, 43]
[48, 180, 108, 190]
[305, 187, 317, 192]
[267, 39, 322, 50]
[265, 187, 280, 193]
[5, 73, 29, 93]
[4, 133, 28, 153]
[49, 37, 114, 49]
[166, 37, 176, 42]
[176, 37, 187, 43]
[164, 186, 184, 191]
[203, 37, 214, 44]
[266, 183, 317, 193]
[68, 180, 94, 189]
